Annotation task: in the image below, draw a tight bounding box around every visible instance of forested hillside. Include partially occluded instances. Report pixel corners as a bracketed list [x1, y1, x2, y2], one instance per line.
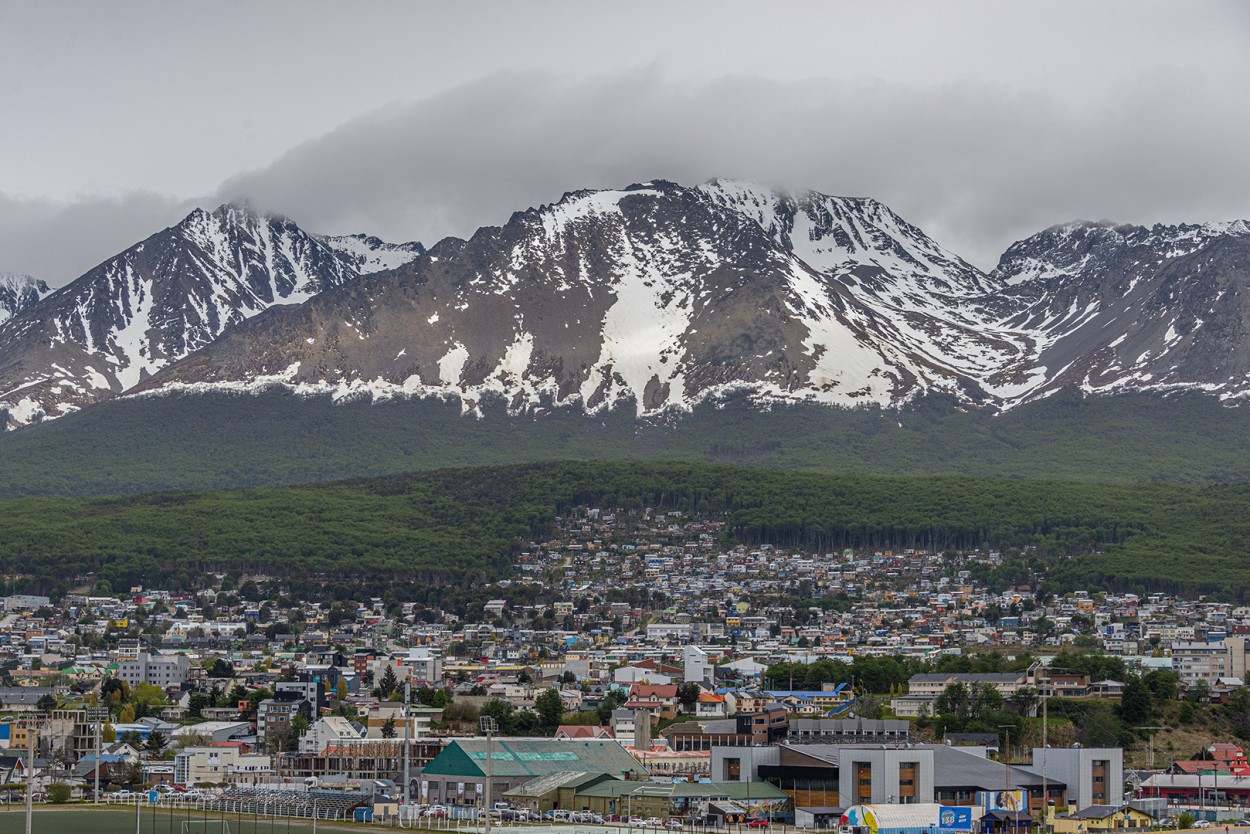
[1, 462, 1248, 602]
[5, 389, 1250, 499]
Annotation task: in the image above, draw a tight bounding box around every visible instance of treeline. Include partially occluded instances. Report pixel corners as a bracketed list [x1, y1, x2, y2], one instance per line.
[1, 460, 1250, 598]
[762, 652, 1037, 694]
[8, 388, 1250, 501]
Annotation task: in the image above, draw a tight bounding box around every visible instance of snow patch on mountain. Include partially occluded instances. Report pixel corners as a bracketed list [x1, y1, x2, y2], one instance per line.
[0, 273, 50, 326]
[318, 233, 424, 274]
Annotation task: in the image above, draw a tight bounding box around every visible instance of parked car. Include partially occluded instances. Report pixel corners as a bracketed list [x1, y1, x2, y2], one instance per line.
[628, 817, 647, 827]
[746, 820, 771, 829]
[1194, 822, 1212, 830]
[665, 818, 685, 829]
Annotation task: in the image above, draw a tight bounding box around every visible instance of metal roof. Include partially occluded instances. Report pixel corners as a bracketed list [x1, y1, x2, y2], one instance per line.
[576, 780, 790, 801]
[924, 744, 1061, 790]
[502, 771, 601, 798]
[423, 738, 647, 780]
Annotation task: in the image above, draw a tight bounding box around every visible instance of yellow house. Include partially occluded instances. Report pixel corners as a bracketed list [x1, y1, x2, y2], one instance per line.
[1048, 805, 1155, 834]
[9, 725, 39, 751]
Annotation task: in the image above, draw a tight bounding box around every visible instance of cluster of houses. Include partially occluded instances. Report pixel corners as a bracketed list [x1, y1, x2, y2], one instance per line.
[1, 505, 1249, 825]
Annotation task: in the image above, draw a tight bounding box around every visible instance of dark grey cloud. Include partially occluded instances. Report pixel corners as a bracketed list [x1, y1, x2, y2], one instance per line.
[216, 68, 1250, 271]
[4, 1, 1248, 281]
[0, 191, 191, 285]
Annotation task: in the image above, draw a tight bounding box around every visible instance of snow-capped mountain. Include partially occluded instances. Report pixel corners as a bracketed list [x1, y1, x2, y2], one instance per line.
[0, 273, 50, 326]
[0, 204, 422, 426]
[988, 219, 1250, 403]
[142, 180, 1028, 413]
[4, 179, 1250, 431]
[318, 233, 426, 275]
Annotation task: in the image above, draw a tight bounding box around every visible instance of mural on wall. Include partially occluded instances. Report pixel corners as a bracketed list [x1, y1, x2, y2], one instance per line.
[978, 790, 1027, 813]
[841, 806, 880, 834]
[683, 796, 792, 822]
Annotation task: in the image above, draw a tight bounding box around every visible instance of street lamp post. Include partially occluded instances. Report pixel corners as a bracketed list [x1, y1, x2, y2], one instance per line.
[481, 715, 498, 834]
[404, 679, 412, 813]
[86, 705, 109, 806]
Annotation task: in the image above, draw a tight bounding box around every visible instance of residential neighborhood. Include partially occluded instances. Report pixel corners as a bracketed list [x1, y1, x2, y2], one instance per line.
[0, 505, 1247, 828]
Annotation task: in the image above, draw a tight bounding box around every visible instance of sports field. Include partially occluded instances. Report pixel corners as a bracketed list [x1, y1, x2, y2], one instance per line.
[0, 807, 338, 834]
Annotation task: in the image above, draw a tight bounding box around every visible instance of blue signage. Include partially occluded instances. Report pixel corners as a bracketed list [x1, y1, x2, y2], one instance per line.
[939, 807, 974, 831]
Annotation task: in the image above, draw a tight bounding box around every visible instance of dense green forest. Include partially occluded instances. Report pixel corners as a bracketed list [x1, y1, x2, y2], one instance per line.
[1, 461, 1249, 601]
[4, 388, 1250, 498]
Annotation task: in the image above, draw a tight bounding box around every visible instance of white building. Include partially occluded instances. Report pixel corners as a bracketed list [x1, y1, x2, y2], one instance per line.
[2, 595, 50, 611]
[683, 645, 711, 684]
[116, 653, 190, 690]
[300, 716, 363, 753]
[174, 746, 272, 787]
[1027, 746, 1123, 808]
[404, 647, 443, 684]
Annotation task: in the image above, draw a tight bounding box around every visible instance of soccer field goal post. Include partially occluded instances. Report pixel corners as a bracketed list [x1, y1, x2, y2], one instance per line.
[180, 822, 231, 834]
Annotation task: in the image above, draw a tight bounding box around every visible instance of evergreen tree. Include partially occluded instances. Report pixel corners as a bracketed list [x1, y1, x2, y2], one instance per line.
[1118, 676, 1152, 725]
[381, 716, 396, 739]
[379, 666, 399, 698]
[146, 731, 167, 755]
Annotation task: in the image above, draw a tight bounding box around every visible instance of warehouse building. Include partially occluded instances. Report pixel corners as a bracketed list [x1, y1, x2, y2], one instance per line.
[418, 737, 647, 806]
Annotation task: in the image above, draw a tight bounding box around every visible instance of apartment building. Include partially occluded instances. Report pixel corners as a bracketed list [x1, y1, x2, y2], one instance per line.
[173, 746, 272, 787]
[116, 652, 190, 690]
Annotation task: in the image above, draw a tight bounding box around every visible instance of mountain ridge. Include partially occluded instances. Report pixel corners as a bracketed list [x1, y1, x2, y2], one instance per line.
[3, 180, 1250, 430]
[0, 203, 423, 426]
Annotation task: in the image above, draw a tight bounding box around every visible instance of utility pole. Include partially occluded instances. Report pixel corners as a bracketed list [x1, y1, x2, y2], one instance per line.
[87, 705, 108, 806]
[481, 715, 498, 834]
[999, 723, 1014, 814]
[1136, 727, 1166, 773]
[404, 678, 412, 813]
[25, 717, 36, 834]
[1041, 693, 1048, 832]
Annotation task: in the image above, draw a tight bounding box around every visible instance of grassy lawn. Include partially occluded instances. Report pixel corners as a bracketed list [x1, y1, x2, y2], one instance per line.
[0, 807, 348, 834]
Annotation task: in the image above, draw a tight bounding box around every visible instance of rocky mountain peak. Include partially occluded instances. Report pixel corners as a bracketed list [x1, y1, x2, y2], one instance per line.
[0, 205, 423, 428]
[0, 273, 50, 326]
[4, 180, 1250, 431]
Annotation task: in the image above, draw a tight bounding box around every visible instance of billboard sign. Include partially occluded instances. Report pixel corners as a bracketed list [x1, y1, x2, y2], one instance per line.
[939, 807, 975, 831]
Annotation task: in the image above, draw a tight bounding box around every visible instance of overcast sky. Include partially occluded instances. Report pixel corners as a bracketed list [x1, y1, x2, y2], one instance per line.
[3, 0, 1249, 285]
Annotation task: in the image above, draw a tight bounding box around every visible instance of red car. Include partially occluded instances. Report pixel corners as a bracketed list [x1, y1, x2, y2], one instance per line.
[746, 820, 770, 828]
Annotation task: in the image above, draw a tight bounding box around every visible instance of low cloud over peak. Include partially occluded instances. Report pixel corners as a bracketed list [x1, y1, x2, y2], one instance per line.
[217, 69, 1250, 272]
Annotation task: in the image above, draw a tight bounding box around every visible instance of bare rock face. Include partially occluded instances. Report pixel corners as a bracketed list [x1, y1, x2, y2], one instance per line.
[0, 273, 49, 325]
[988, 220, 1250, 403]
[140, 180, 1037, 416]
[0, 205, 421, 427]
[4, 179, 1250, 430]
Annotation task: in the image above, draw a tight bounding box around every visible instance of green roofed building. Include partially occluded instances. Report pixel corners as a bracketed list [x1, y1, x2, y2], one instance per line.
[502, 771, 620, 813]
[573, 780, 791, 821]
[419, 738, 648, 806]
